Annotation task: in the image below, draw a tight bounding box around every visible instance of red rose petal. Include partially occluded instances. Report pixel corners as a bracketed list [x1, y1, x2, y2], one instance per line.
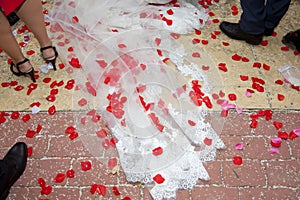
[275, 80, 283, 85]
[204, 137, 212, 146]
[36, 124, 42, 133]
[46, 94, 56, 102]
[118, 43, 127, 48]
[97, 185, 106, 196]
[96, 129, 108, 138]
[261, 40, 268, 46]
[22, 114, 30, 122]
[241, 57, 249, 62]
[102, 139, 110, 149]
[289, 131, 298, 140]
[26, 129, 36, 138]
[170, 33, 180, 39]
[108, 157, 118, 169]
[69, 57, 81, 68]
[152, 147, 163, 156]
[110, 137, 118, 148]
[65, 125, 76, 134]
[48, 105, 56, 115]
[233, 156, 243, 165]
[202, 65, 209, 70]
[281, 46, 289, 51]
[228, 93, 237, 101]
[192, 38, 200, 44]
[69, 131, 78, 140]
[10, 81, 18, 86]
[78, 98, 87, 106]
[112, 186, 121, 196]
[240, 75, 249, 81]
[10, 111, 20, 120]
[263, 63, 270, 70]
[27, 146, 33, 157]
[81, 161, 92, 171]
[86, 82, 96, 96]
[278, 131, 289, 140]
[277, 94, 285, 101]
[253, 62, 261, 68]
[195, 29, 201, 35]
[270, 138, 282, 148]
[26, 50, 35, 55]
[40, 185, 52, 195]
[232, 53, 241, 61]
[188, 120, 196, 126]
[54, 173, 66, 183]
[201, 39, 208, 45]
[14, 85, 24, 91]
[212, 19, 219, 23]
[192, 52, 200, 57]
[273, 121, 283, 130]
[222, 42, 230, 46]
[218, 63, 228, 72]
[66, 169, 75, 178]
[96, 60, 107, 68]
[72, 16, 79, 23]
[166, 9, 173, 15]
[153, 174, 165, 184]
[58, 63, 65, 69]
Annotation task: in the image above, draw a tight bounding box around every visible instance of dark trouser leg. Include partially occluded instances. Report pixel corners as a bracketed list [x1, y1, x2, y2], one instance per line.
[265, 0, 291, 29]
[240, 0, 266, 35]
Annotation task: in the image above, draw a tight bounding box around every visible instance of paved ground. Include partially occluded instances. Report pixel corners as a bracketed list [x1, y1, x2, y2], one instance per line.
[0, 0, 299, 199]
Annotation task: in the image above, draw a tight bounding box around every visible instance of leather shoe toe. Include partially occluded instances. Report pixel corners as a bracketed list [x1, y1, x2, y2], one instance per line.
[220, 21, 262, 45]
[0, 142, 27, 199]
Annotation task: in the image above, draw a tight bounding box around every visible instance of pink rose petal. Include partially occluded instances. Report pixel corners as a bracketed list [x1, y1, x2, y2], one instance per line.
[236, 108, 243, 114]
[269, 147, 279, 154]
[293, 128, 300, 136]
[245, 90, 252, 97]
[235, 142, 243, 150]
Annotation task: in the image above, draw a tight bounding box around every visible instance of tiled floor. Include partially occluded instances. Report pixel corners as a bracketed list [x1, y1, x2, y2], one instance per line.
[0, 0, 299, 200]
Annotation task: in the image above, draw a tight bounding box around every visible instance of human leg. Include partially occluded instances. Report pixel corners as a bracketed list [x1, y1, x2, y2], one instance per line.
[16, 0, 56, 61]
[265, 0, 291, 30]
[0, 11, 33, 74]
[239, 0, 266, 35]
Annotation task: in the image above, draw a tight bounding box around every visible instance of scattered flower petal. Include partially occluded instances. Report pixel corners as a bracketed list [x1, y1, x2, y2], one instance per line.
[270, 147, 279, 154]
[81, 161, 92, 171]
[235, 143, 243, 150]
[233, 156, 243, 165]
[270, 137, 282, 148]
[153, 174, 165, 184]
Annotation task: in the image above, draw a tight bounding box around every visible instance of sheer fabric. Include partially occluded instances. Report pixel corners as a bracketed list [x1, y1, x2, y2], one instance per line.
[50, 1, 225, 199]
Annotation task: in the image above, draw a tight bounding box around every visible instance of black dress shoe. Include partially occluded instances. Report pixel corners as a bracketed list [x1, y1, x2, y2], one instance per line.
[264, 28, 274, 36]
[219, 21, 263, 45]
[282, 29, 300, 52]
[0, 142, 27, 200]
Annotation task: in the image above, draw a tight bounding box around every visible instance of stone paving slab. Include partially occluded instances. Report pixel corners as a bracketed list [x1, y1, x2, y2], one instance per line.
[0, 111, 298, 199]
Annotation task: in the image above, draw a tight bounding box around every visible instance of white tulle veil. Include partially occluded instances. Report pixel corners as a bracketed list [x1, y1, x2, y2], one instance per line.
[49, 0, 225, 199]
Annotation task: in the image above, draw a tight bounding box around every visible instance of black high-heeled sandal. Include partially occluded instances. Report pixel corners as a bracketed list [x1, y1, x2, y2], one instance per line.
[40, 46, 58, 71]
[10, 58, 36, 82]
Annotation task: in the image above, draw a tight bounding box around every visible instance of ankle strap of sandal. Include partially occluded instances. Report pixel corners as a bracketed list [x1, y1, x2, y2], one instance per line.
[16, 58, 29, 67]
[40, 45, 53, 52]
